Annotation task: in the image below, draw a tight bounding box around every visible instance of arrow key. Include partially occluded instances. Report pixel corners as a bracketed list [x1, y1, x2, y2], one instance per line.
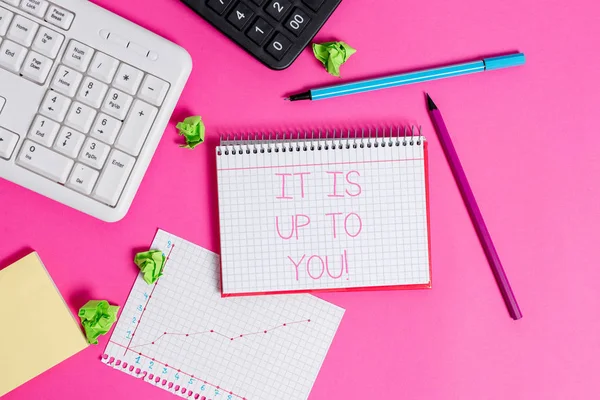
[53, 127, 85, 158]
[0, 127, 19, 160]
[39, 90, 71, 122]
[90, 113, 121, 145]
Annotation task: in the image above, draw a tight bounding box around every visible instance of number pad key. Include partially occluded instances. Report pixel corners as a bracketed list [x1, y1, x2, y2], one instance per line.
[301, 0, 324, 11]
[90, 113, 121, 145]
[62, 40, 94, 72]
[39, 90, 71, 122]
[113, 63, 144, 95]
[79, 138, 110, 169]
[67, 163, 99, 195]
[247, 18, 273, 45]
[77, 77, 108, 108]
[285, 8, 310, 36]
[227, 2, 254, 30]
[266, 33, 292, 60]
[17, 140, 74, 184]
[28, 115, 59, 146]
[102, 88, 133, 120]
[88, 52, 119, 84]
[53, 127, 85, 158]
[51, 65, 82, 96]
[138, 75, 169, 107]
[65, 101, 96, 133]
[266, 0, 291, 21]
[115, 100, 158, 156]
[207, 0, 234, 15]
[92, 149, 135, 206]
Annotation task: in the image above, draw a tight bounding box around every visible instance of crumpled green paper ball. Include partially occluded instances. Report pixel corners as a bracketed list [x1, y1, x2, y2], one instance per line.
[78, 300, 119, 345]
[176, 116, 205, 149]
[312, 41, 357, 77]
[134, 250, 166, 285]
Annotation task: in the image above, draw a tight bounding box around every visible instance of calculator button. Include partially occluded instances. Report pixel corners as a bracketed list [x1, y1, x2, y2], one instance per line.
[79, 138, 110, 169]
[28, 115, 59, 146]
[90, 113, 121, 145]
[138, 75, 169, 107]
[102, 88, 133, 120]
[0, 127, 18, 159]
[0, 8, 14, 36]
[45, 5, 74, 30]
[266, 33, 291, 60]
[51, 65, 82, 96]
[247, 18, 273, 45]
[207, 0, 234, 15]
[0, 40, 27, 72]
[21, 51, 52, 83]
[65, 101, 96, 133]
[92, 149, 135, 206]
[285, 8, 310, 36]
[88, 52, 119, 83]
[265, 0, 291, 21]
[113, 64, 144, 95]
[31, 26, 64, 59]
[301, 0, 324, 11]
[7, 15, 38, 47]
[67, 163, 99, 195]
[115, 99, 157, 156]
[77, 77, 108, 108]
[62, 40, 94, 72]
[17, 140, 73, 184]
[250, 0, 266, 5]
[227, 2, 254, 30]
[20, 0, 49, 18]
[53, 127, 85, 158]
[39, 90, 71, 122]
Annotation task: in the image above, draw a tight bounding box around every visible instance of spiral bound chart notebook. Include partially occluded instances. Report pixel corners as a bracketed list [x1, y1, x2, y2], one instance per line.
[103, 230, 344, 400]
[216, 126, 432, 296]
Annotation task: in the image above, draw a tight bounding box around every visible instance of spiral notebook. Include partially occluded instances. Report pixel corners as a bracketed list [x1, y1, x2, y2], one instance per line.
[216, 126, 432, 296]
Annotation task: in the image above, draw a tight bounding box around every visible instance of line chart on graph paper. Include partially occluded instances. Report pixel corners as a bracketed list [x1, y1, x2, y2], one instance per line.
[102, 230, 345, 400]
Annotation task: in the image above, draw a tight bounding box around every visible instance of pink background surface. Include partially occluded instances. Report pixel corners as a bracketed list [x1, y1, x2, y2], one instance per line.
[2, 0, 599, 398]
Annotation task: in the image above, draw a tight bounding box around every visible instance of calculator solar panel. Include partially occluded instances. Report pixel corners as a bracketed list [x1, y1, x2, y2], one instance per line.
[181, 0, 342, 70]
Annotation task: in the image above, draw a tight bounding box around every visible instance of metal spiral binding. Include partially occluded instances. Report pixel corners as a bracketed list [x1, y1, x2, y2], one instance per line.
[216, 125, 422, 156]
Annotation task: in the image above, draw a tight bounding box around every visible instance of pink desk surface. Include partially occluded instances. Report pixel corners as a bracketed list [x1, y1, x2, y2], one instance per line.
[2, 0, 599, 399]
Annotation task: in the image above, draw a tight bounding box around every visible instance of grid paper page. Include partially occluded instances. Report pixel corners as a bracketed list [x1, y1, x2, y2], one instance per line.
[102, 230, 344, 400]
[217, 138, 431, 295]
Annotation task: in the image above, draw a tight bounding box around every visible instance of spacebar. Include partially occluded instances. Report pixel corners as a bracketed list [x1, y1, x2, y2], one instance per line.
[17, 140, 74, 183]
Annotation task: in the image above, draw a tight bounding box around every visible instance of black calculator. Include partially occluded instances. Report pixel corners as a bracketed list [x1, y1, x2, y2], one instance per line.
[181, 0, 342, 70]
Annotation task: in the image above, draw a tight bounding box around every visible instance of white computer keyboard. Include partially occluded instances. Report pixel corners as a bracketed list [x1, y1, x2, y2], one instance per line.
[0, 0, 192, 222]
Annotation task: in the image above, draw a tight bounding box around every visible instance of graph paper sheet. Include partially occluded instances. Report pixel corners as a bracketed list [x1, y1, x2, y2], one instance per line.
[102, 230, 344, 400]
[217, 138, 431, 295]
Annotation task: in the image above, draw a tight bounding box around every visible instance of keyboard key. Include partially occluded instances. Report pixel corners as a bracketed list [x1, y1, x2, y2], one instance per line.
[1, 0, 19, 7]
[138, 74, 169, 106]
[301, 0, 324, 11]
[207, 0, 234, 15]
[17, 140, 73, 183]
[31, 26, 63, 58]
[227, 2, 254, 30]
[7, 14, 38, 46]
[65, 101, 96, 133]
[67, 163, 99, 195]
[28, 115, 59, 146]
[0, 7, 14, 36]
[246, 18, 273, 45]
[266, 33, 291, 60]
[0, 127, 19, 159]
[88, 52, 119, 83]
[92, 149, 134, 206]
[45, 5, 74, 30]
[113, 63, 144, 95]
[115, 99, 157, 156]
[285, 8, 310, 36]
[51, 65, 82, 96]
[39, 90, 71, 122]
[77, 77, 108, 108]
[20, 0, 49, 18]
[102, 88, 132, 120]
[53, 126, 84, 158]
[250, 0, 266, 5]
[79, 138, 110, 169]
[90, 113, 121, 145]
[62, 40, 94, 72]
[266, 0, 291, 21]
[0, 39, 27, 72]
[21, 51, 52, 83]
